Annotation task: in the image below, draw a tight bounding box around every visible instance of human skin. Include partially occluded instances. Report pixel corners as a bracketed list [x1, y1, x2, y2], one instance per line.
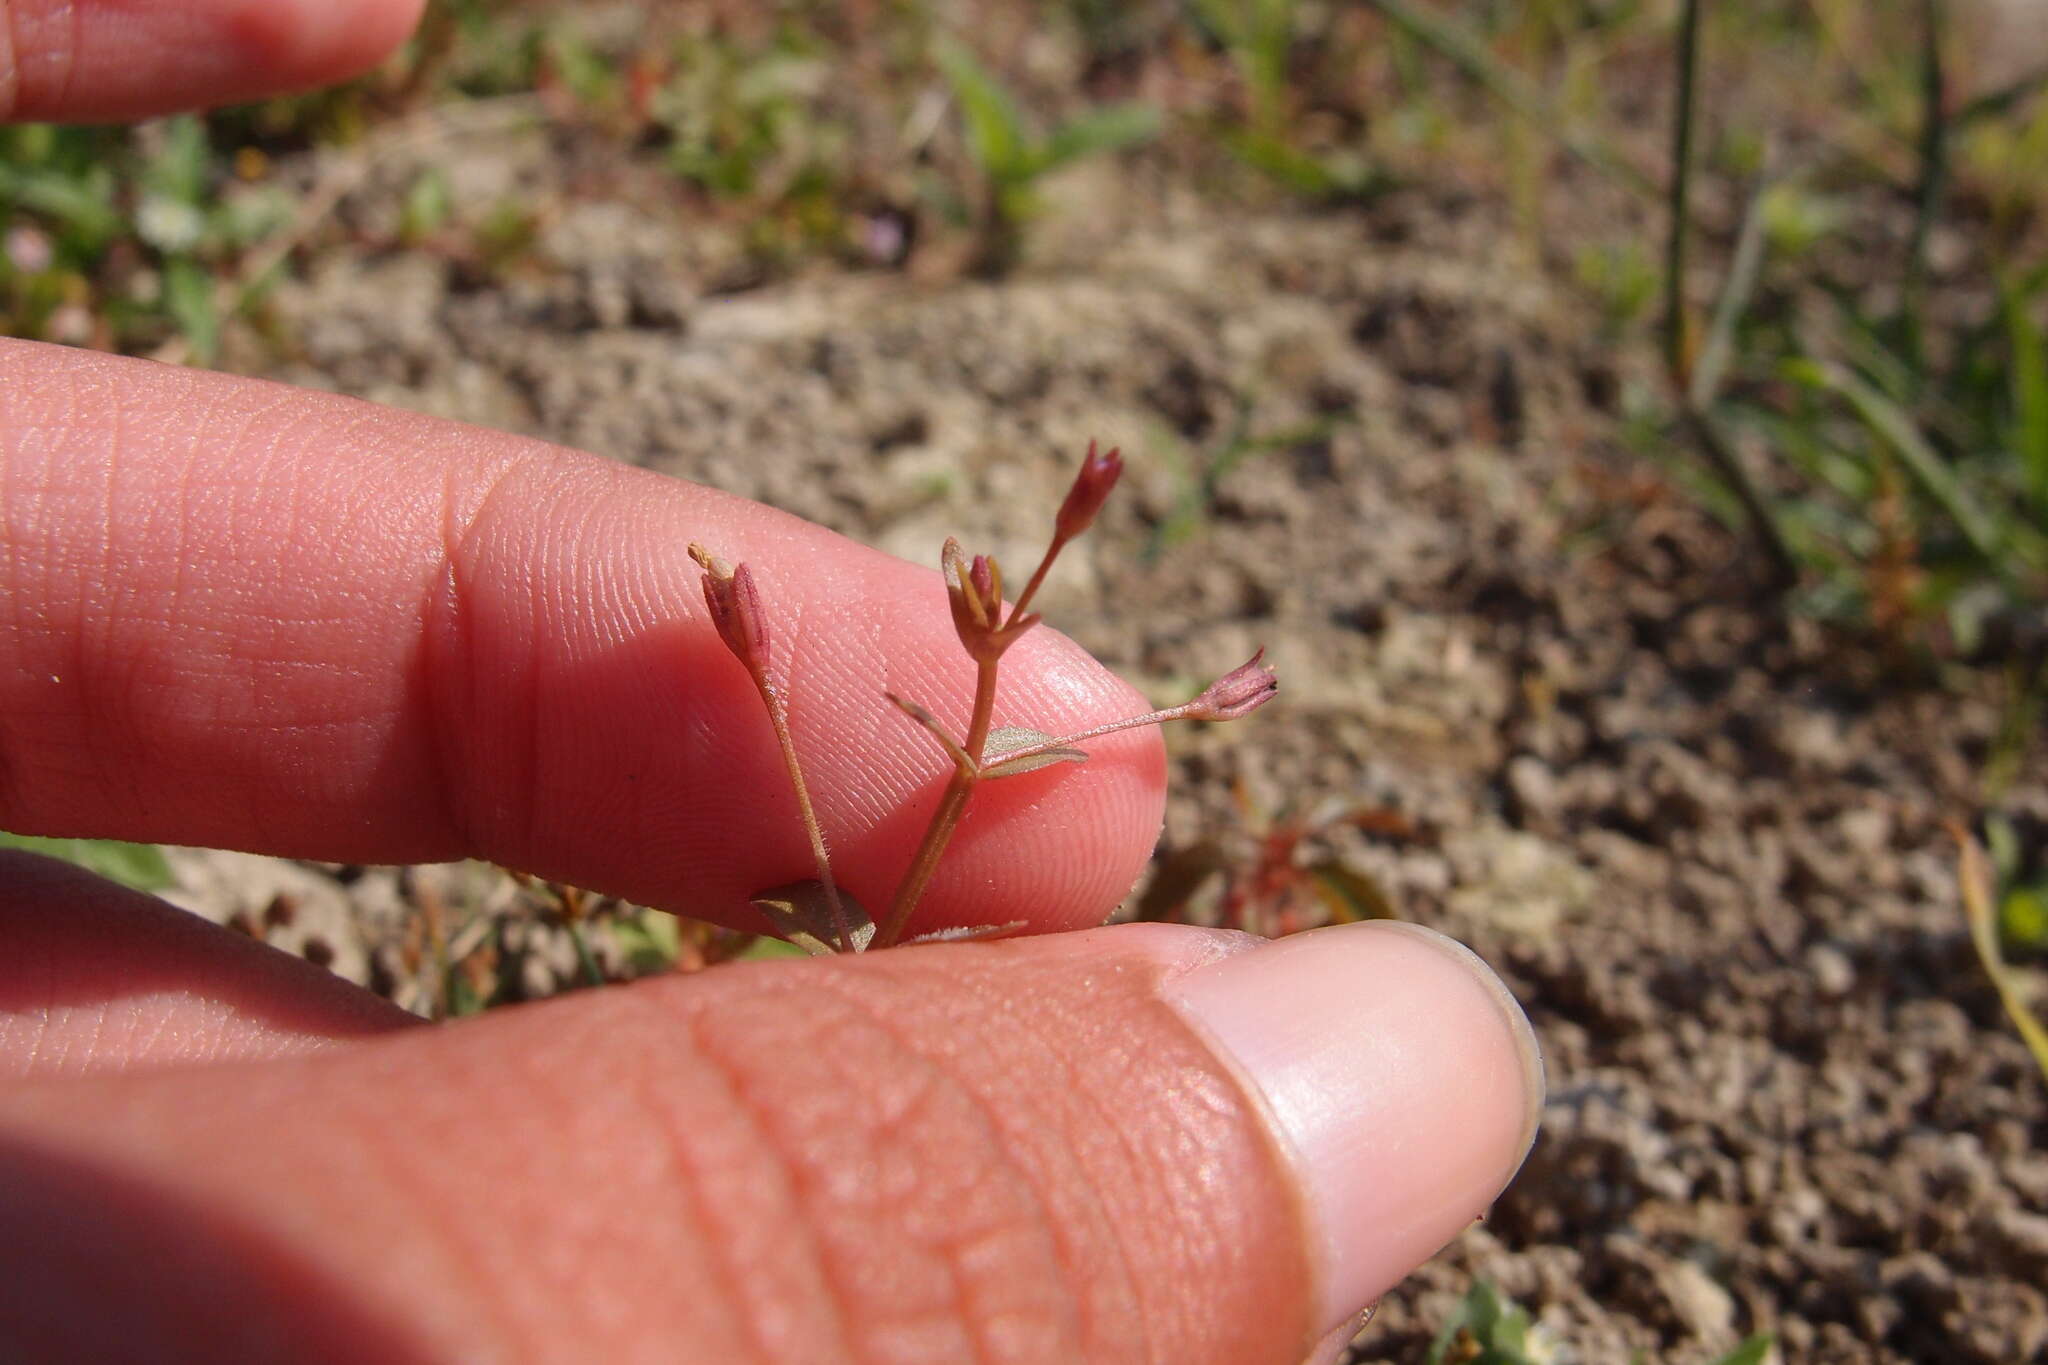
[0, 7, 1546, 1362]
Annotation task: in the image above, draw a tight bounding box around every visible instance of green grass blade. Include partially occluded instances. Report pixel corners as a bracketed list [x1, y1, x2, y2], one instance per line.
[1690, 163, 1776, 409]
[1956, 825, 2048, 1081]
[1791, 359, 2005, 565]
[1041, 103, 1160, 172]
[1708, 1334, 1776, 1365]
[0, 163, 122, 244]
[2002, 278, 2048, 508]
[933, 37, 1028, 179]
[162, 255, 221, 366]
[0, 832, 173, 891]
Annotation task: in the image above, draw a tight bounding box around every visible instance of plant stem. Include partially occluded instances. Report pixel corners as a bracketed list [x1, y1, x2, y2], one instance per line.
[1663, 0, 1703, 388]
[877, 657, 1000, 948]
[1657, 0, 1798, 594]
[1903, 0, 1949, 376]
[1008, 534, 1068, 624]
[753, 667, 854, 953]
[565, 916, 606, 990]
[1689, 155, 1775, 410]
[987, 703, 1200, 767]
[1679, 404, 1801, 591]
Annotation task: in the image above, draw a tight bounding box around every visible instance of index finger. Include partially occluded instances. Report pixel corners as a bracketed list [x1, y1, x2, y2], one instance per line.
[0, 339, 1167, 935]
[0, 0, 424, 123]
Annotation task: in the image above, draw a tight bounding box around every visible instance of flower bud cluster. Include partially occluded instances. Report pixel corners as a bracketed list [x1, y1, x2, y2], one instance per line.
[1184, 648, 1278, 721]
[941, 538, 1040, 663]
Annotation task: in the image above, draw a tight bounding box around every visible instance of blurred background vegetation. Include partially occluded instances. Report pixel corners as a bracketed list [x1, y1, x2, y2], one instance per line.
[5, 0, 2043, 968]
[3, 0, 2043, 665]
[6, 7, 2048, 1354]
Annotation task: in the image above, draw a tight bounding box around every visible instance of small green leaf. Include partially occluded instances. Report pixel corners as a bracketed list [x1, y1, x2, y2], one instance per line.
[1958, 828, 2048, 1080]
[1040, 103, 1159, 173]
[1426, 1279, 1541, 1364]
[751, 880, 874, 955]
[738, 936, 808, 962]
[933, 37, 1029, 179]
[0, 832, 173, 891]
[400, 167, 453, 245]
[2003, 275, 2048, 507]
[1707, 1333, 1776, 1365]
[162, 256, 219, 366]
[2002, 885, 2048, 952]
[979, 725, 1087, 778]
[612, 907, 684, 973]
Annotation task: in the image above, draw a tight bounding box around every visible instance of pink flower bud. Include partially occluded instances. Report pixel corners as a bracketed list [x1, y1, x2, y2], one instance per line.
[942, 537, 985, 633]
[689, 543, 770, 669]
[941, 540, 1023, 662]
[1054, 439, 1123, 541]
[1186, 648, 1278, 721]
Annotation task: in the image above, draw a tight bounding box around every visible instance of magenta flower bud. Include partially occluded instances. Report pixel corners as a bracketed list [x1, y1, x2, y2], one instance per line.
[1186, 648, 1278, 721]
[940, 540, 1022, 661]
[969, 553, 999, 606]
[1054, 439, 1124, 541]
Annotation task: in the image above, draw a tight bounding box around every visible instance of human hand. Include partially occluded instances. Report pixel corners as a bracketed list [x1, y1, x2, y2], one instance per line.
[0, 11, 1543, 1362]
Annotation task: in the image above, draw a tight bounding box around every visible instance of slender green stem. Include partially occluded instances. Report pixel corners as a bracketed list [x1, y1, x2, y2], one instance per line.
[1678, 403, 1800, 591]
[1956, 63, 2048, 126]
[755, 668, 853, 953]
[1903, 0, 1949, 376]
[1689, 155, 1775, 410]
[1657, 0, 1797, 594]
[565, 916, 606, 990]
[1663, 0, 1703, 387]
[877, 657, 1000, 948]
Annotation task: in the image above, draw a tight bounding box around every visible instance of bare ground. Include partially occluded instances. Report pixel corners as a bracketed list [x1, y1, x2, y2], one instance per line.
[167, 110, 2048, 1362]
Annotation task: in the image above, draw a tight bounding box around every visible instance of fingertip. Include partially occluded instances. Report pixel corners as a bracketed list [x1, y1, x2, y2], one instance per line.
[0, 340, 1170, 936]
[2, 0, 425, 122]
[1163, 920, 1545, 1332]
[227, 0, 430, 92]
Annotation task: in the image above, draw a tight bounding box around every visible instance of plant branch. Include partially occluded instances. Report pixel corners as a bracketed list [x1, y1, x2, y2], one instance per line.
[885, 692, 976, 774]
[1663, 0, 1704, 387]
[756, 668, 856, 953]
[1678, 404, 1801, 591]
[1689, 155, 1776, 410]
[1903, 0, 1949, 375]
[877, 657, 1002, 948]
[1008, 534, 1068, 625]
[986, 704, 1199, 767]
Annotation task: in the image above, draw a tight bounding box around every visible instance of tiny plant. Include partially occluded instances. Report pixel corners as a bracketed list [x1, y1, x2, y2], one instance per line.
[1427, 1279, 1773, 1365]
[1135, 780, 1416, 939]
[932, 38, 1160, 274]
[690, 441, 1277, 954]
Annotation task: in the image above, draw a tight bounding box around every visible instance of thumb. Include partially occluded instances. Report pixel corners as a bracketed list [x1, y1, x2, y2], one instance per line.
[0, 920, 1541, 1363]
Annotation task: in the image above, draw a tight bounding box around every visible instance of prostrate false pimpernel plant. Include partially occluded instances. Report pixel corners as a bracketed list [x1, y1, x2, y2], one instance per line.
[691, 440, 1277, 955]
